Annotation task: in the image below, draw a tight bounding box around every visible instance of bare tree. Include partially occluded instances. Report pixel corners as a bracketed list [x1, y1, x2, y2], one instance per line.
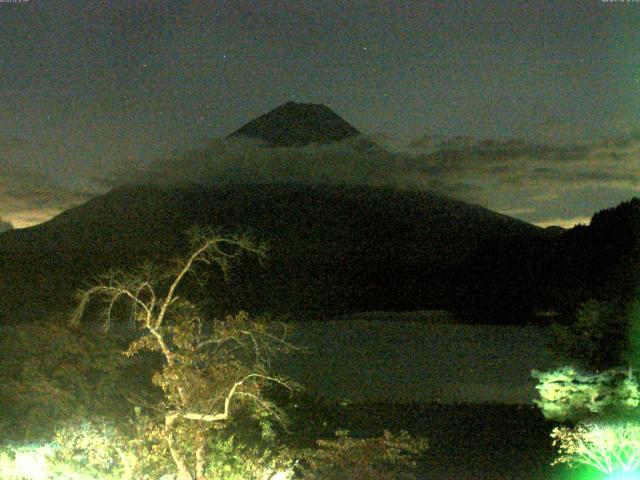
[72, 227, 298, 480]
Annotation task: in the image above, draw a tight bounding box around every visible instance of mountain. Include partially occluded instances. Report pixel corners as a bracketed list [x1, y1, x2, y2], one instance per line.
[554, 197, 640, 306]
[0, 183, 548, 324]
[4, 103, 601, 325]
[228, 102, 360, 146]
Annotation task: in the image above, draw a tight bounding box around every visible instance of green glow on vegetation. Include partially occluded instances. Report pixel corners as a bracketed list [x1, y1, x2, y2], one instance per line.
[0, 445, 53, 480]
[0, 437, 294, 480]
[556, 464, 640, 480]
[606, 473, 640, 480]
[552, 422, 640, 475]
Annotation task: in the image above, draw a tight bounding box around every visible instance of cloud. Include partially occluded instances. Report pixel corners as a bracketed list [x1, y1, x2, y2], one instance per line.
[0, 165, 93, 228]
[108, 130, 640, 229]
[401, 131, 640, 226]
[3, 124, 635, 230]
[126, 135, 439, 192]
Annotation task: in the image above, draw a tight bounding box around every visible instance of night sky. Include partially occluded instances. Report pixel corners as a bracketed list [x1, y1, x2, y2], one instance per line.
[1, 0, 639, 228]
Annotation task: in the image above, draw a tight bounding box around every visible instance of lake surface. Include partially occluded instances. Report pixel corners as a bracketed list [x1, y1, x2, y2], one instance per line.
[280, 312, 556, 404]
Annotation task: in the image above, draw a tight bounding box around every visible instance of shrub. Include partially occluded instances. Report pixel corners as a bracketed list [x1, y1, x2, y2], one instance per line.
[532, 367, 640, 421]
[297, 429, 428, 480]
[551, 421, 640, 474]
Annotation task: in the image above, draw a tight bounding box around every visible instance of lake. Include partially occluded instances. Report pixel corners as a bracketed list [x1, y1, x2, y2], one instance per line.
[279, 311, 556, 404]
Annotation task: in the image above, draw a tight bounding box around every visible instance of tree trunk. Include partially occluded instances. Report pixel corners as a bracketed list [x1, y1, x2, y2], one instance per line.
[195, 439, 206, 480]
[175, 463, 194, 480]
[165, 424, 194, 480]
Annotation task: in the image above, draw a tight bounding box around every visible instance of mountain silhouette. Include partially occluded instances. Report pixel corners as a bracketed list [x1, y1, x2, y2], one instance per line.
[0, 104, 592, 325]
[228, 102, 360, 146]
[0, 183, 548, 324]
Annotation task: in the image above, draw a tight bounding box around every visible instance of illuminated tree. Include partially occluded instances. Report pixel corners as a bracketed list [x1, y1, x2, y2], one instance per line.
[534, 368, 640, 476]
[532, 367, 640, 422]
[71, 227, 298, 480]
[551, 421, 640, 475]
[534, 297, 640, 478]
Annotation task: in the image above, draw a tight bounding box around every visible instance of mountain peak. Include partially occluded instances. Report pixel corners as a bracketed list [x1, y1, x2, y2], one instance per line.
[228, 102, 360, 146]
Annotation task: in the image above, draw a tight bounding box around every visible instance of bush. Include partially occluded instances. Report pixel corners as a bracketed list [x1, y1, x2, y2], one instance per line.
[532, 367, 640, 422]
[550, 299, 628, 370]
[297, 429, 428, 480]
[0, 320, 132, 443]
[551, 421, 640, 474]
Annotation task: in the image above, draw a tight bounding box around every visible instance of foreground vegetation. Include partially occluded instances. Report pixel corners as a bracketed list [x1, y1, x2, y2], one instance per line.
[3, 219, 640, 479]
[533, 296, 640, 478]
[0, 228, 427, 479]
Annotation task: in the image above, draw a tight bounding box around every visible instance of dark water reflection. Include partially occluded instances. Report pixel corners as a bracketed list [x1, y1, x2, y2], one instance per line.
[279, 313, 556, 404]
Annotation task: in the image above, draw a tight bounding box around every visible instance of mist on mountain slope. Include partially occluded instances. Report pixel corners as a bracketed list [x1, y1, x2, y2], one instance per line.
[2, 129, 639, 229]
[126, 130, 640, 227]
[131, 135, 434, 190]
[0, 164, 93, 229]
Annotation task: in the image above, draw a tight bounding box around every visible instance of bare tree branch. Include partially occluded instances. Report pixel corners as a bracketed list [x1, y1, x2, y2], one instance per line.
[69, 228, 292, 480]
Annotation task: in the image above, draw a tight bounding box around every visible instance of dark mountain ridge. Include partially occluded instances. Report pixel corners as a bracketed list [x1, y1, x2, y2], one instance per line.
[0, 183, 547, 324]
[2, 186, 635, 326]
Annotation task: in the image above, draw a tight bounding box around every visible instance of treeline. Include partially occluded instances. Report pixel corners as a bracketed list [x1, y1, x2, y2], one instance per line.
[453, 197, 640, 324]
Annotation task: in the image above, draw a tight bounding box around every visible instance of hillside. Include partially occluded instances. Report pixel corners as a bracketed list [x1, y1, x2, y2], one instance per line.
[453, 197, 640, 322]
[0, 183, 547, 324]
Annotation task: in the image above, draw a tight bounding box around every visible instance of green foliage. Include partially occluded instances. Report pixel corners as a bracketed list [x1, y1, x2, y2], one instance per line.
[0, 441, 125, 480]
[51, 418, 172, 480]
[203, 432, 294, 480]
[203, 435, 261, 480]
[54, 422, 126, 475]
[551, 421, 640, 474]
[71, 229, 298, 480]
[297, 429, 428, 480]
[48, 415, 293, 480]
[0, 319, 131, 442]
[625, 299, 640, 371]
[550, 299, 628, 371]
[532, 367, 640, 422]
